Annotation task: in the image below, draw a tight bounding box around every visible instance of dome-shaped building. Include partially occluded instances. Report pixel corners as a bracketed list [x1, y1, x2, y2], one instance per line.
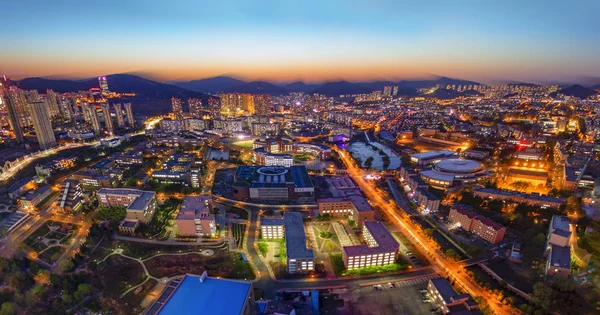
[419, 159, 488, 189]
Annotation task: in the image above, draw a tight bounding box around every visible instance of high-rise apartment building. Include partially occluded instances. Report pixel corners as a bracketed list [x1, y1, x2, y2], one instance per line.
[171, 97, 183, 120]
[383, 86, 392, 97]
[254, 94, 272, 115]
[124, 102, 134, 127]
[98, 76, 109, 94]
[101, 103, 114, 133]
[45, 89, 60, 118]
[188, 98, 202, 118]
[60, 98, 73, 121]
[113, 103, 125, 127]
[29, 101, 56, 150]
[0, 80, 24, 143]
[85, 104, 101, 134]
[392, 85, 399, 96]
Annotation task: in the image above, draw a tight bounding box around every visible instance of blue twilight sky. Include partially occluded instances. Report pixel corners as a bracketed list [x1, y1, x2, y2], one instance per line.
[1, 0, 599, 84]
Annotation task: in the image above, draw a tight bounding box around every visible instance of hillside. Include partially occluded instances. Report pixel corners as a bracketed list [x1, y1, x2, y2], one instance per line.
[311, 81, 373, 96]
[550, 85, 597, 99]
[169, 76, 246, 94]
[226, 81, 289, 95]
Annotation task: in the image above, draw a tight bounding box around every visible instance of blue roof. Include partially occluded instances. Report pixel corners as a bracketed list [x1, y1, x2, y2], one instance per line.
[159, 274, 251, 315]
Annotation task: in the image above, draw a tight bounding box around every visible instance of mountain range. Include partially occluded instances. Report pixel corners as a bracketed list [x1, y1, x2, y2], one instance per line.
[17, 74, 211, 100]
[168, 76, 482, 96]
[15, 74, 598, 100]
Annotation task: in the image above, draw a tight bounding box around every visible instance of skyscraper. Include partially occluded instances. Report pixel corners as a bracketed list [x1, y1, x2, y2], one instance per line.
[392, 86, 399, 97]
[81, 101, 91, 123]
[114, 103, 125, 127]
[171, 97, 183, 120]
[124, 102, 134, 127]
[29, 101, 56, 150]
[0, 80, 24, 143]
[254, 94, 272, 115]
[71, 97, 79, 115]
[188, 98, 202, 118]
[98, 76, 109, 94]
[101, 103, 113, 133]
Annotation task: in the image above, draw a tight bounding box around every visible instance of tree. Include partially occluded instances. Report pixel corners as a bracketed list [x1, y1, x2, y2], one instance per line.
[57, 260, 74, 273]
[62, 292, 73, 305]
[0, 302, 16, 315]
[444, 249, 461, 261]
[364, 156, 374, 169]
[94, 206, 126, 222]
[73, 283, 90, 303]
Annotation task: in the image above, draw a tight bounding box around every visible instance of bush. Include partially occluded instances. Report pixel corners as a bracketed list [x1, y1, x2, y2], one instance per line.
[319, 231, 333, 239]
[257, 243, 268, 257]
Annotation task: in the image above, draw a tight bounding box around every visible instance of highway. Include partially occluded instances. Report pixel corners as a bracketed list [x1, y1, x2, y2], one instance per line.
[332, 147, 518, 315]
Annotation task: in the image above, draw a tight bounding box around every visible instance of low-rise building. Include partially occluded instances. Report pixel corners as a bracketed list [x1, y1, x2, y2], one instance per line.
[119, 219, 139, 235]
[414, 188, 440, 213]
[410, 150, 457, 165]
[253, 148, 293, 167]
[449, 207, 506, 244]
[72, 171, 116, 189]
[259, 212, 314, 274]
[427, 278, 479, 314]
[19, 185, 52, 211]
[544, 215, 571, 277]
[317, 195, 375, 226]
[96, 188, 156, 224]
[175, 196, 216, 237]
[147, 272, 254, 315]
[342, 221, 399, 270]
[473, 188, 565, 208]
[57, 180, 83, 213]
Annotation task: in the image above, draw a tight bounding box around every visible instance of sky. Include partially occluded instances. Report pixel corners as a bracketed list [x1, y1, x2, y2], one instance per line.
[1, 0, 600, 84]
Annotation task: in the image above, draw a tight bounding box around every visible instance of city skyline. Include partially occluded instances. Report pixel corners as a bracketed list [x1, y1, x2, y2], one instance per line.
[2, 1, 600, 84]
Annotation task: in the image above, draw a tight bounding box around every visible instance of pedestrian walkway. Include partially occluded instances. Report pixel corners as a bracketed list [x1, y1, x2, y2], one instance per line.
[392, 274, 440, 288]
[332, 222, 358, 246]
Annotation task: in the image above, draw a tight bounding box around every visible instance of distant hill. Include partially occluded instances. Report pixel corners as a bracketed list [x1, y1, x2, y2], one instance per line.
[285, 81, 322, 93]
[399, 76, 480, 89]
[169, 76, 246, 94]
[550, 85, 597, 99]
[226, 81, 289, 95]
[311, 81, 373, 96]
[17, 74, 210, 100]
[428, 88, 482, 99]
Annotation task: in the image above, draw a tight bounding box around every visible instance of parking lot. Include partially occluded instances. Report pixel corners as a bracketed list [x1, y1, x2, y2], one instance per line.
[339, 275, 441, 315]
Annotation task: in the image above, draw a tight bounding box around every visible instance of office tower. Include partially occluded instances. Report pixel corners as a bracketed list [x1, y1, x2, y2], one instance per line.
[383, 86, 392, 97]
[98, 76, 109, 94]
[0, 80, 24, 143]
[85, 104, 101, 134]
[114, 103, 125, 127]
[188, 98, 202, 118]
[29, 101, 56, 150]
[124, 102, 135, 127]
[242, 94, 255, 114]
[60, 98, 73, 121]
[101, 103, 114, 133]
[45, 89, 60, 118]
[392, 86, 399, 97]
[171, 97, 183, 120]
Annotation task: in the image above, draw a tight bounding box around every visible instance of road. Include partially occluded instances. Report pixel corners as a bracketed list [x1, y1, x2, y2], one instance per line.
[333, 147, 518, 315]
[0, 142, 98, 182]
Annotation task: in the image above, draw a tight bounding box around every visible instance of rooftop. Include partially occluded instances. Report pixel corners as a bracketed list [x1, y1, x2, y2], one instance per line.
[551, 215, 570, 232]
[430, 278, 459, 304]
[411, 150, 457, 160]
[435, 159, 482, 173]
[283, 212, 314, 260]
[158, 273, 252, 315]
[549, 244, 571, 269]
